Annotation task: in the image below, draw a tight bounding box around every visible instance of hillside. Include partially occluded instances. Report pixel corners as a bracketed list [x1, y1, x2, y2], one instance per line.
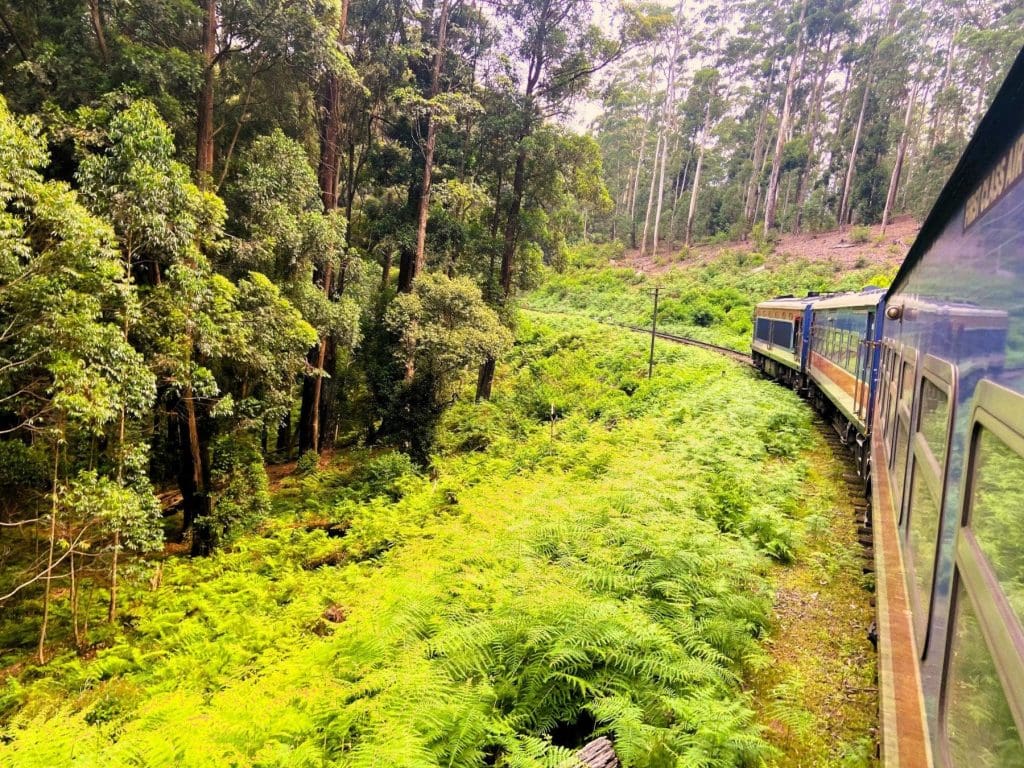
[617, 217, 919, 276]
[528, 232, 900, 355]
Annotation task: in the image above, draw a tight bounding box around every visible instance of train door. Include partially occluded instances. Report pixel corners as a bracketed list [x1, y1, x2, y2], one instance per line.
[854, 312, 875, 421]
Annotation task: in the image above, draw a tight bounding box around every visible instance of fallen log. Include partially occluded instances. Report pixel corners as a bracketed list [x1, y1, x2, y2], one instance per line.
[573, 737, 619, 768]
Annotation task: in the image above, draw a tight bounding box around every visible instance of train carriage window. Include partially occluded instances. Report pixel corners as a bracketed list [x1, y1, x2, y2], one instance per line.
[968, 428, 1024, 622]
[771, 320, 794, 349]
[943, 380, 1024, 766]
[877, 345, 893, 436]
[883, 345, 901, 460]
[891, 350, 918, 515]
[894, 421, 910, 508]
[901, 359, 916, 401]
[904, 358, 954, 649]
[847, 331, 859, 374]
[920, 380, 951, 465]
[908, 468, 941, 648]
[944, 580, 1024, 768]
[755, 317, 771, 343]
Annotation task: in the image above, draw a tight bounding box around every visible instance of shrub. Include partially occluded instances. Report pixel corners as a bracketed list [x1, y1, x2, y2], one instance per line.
[207, 434, 271, 544]
[296, 449, 320, 476]
[849, 225, 871, 244]
[357, 451, 418, 500]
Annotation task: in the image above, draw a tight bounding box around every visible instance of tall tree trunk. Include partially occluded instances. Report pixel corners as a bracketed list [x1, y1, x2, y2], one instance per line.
[882, 86, 916, 233]
[182, 385, 214, 555]
[744, 63, 776, 227]
[928, 23, 957, 150]
[412, 0, 452, 283]
[499, 146, 527, 298]
[668, 144, 692, 246]
[685, 102, 711, 247]
[299, 0, 351, 453]
[38, 442, 61, 663]
[628, 66, 656, 250]
[88, 0, 109, 63]
[651, 132, 672, 258]
[651, 49, 679, 258]
[764, 0, 807, 231]
[628, 128, 648, 250]
[794, 32, 834, 232]
[476, 14, 547, 401]
[833, 61, 853, 145]
[275, 411, 292, 456]
[638, 132, 662, 258]
[196, 0, 217, 184]
[298, 264, 334, 454]
[476, 138, 527, 400]
[839, 73, 871, 228]
[318, 81, 342, 211]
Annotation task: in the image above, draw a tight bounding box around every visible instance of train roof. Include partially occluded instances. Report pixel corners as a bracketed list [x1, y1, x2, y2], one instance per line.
[811, 288, 886, 311]
[755, 295, 817, 311]
[888, 46, 1024, 296]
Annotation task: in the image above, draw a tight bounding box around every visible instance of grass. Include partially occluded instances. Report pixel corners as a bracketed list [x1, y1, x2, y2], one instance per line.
[0, 313, 875, 767]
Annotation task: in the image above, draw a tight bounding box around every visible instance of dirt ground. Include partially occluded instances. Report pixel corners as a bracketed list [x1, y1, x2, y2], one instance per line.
[614, 215, 919, 275]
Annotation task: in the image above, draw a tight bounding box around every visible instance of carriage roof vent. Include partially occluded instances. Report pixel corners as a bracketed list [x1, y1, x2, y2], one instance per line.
[774, 294, 796, 299]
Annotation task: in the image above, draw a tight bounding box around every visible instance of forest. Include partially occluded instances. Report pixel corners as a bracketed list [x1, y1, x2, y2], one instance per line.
[0, 0, 1021, 764]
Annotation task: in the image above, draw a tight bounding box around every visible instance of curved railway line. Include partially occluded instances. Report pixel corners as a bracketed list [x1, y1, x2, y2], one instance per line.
[522, 308, 754, 364]
[615, 323, 754, 364]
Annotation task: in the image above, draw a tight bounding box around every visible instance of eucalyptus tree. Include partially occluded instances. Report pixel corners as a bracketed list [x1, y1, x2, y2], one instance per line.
[75, 101, 317, 554]
[474, 0, 628, 399]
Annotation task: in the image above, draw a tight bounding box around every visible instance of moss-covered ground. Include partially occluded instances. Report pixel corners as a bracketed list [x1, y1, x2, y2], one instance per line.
[0, 314, 875, 767]
[748, 427, 877, 767]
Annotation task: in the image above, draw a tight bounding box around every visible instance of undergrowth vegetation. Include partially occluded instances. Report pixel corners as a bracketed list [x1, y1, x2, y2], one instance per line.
[1, 315, 865, 767]
[527, 243, 897, 351]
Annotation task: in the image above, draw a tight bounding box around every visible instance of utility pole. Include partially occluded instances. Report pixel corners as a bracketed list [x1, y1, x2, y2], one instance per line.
[648, 286, 660, 378]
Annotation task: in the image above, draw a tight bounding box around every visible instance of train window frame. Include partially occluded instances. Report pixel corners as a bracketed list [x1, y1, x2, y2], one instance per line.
[940, 570, 1024, 768]
[877, 341, 894, 439]
[755, 316, 772, 344]
[940, 380, 1024, 765]
[890, 344, 918, 514]
[887, 344, 908, 468]
[903, 354, 957, 656]
[882, 340, 901, 463]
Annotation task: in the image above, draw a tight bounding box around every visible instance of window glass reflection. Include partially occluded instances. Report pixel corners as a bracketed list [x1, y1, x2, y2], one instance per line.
[908, 468, 940, 646]
[971, 428, 1024, 623]
[945, 582, 1024, 767]
[919, 379, 950, 468]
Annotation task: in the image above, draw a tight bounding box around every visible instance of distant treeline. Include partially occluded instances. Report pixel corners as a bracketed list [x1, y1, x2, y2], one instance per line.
[590, 0, 1022, 252]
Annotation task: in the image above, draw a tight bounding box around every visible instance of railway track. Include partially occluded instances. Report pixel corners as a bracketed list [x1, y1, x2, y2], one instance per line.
[615, 323, 753, 364]
[521, 307, 753, 365]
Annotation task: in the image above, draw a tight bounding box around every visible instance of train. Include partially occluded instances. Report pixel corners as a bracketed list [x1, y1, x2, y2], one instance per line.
[752, 48, 1024, 768]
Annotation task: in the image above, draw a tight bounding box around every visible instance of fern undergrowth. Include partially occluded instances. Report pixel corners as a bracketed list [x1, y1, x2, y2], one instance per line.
[2, 313, 842, 767]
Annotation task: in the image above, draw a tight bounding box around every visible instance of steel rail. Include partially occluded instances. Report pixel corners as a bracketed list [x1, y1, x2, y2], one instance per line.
[521, 306, 753, 365]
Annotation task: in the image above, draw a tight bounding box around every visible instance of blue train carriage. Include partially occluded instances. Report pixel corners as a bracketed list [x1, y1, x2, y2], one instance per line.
[751, 295, 815, 387]
[870, 46, 1024, 768]
[805, 288, 886, 476]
